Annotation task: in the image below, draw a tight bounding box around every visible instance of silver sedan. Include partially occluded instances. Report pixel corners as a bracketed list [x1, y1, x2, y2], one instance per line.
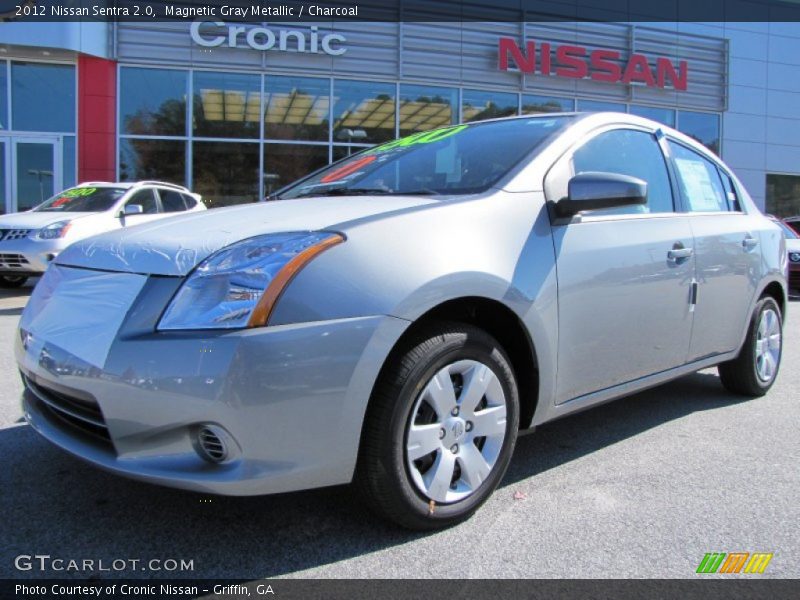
[16, 113, 787, 529]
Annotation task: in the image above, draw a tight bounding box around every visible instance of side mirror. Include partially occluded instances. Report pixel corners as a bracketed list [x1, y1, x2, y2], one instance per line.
[120, 204, 144, 217]
[555, 172, 647, 218]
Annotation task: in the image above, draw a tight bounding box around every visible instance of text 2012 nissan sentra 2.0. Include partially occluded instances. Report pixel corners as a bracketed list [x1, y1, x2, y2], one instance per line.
[17, 113, 787, 529]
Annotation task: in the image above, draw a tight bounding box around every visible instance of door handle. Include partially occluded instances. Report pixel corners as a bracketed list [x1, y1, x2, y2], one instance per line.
[742, 235, 758, 250]
[668, 246, 693, 261]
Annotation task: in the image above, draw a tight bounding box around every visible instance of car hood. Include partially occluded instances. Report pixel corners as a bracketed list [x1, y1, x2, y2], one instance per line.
[786, 238, 800, 252]
[55, 195, 440, 276]
[0, 211, 95, 229]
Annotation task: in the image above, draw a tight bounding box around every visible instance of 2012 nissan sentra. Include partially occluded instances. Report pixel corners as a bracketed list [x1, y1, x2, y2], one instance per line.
[16, 113, 788, 529]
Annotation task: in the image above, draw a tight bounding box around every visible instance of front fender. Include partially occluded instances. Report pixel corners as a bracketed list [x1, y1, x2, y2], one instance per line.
[268, 191, 560, 424]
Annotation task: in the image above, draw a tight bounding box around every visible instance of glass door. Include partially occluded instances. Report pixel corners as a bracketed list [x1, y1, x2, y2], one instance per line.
[12, 137, 62, 212]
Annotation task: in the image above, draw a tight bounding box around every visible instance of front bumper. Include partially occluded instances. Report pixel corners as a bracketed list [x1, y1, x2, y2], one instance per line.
[17, 268, 409, 496]
[0, 236, 66, 274]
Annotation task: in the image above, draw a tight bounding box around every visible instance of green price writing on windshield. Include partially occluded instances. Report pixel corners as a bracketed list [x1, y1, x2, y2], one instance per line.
[61, 187, 97, 198]
[366, 125, 468, 155]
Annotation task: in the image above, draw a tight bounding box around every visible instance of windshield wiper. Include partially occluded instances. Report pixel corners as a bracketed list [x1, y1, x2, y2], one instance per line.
[291, 187, 440, 199]
[291, 187, 388, 199]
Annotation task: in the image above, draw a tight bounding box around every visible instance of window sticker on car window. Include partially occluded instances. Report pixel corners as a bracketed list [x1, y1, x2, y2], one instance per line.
[320, 155, 378, 183]
[366, 125, 468, 155]
[674, 158, 721, 211]
[61, 187, 97, 197]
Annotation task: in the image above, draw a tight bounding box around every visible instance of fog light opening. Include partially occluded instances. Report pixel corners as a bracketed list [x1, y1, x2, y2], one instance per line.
[196, 425, 229, 463]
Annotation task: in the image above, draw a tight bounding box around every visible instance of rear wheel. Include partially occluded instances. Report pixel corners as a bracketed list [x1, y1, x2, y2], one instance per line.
[0, 275, 28, 288]
[356, 322, 519, 530]
[718, 296, 782, 397]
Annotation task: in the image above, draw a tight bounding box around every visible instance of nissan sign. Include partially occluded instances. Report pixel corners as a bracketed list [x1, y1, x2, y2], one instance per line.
[498, 37, 687, 91]
[190, 21, 347, 56]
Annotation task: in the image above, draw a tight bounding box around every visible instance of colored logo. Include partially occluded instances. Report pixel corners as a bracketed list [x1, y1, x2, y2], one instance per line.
[696, 552, 773, 574]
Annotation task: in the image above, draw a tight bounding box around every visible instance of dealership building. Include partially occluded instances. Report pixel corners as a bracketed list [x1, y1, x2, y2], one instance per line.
[1, 17, 800, 216]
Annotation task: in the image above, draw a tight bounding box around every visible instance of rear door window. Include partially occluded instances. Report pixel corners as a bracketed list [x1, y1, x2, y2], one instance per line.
[159, 189, 187, 212]
[668, 141, 730, 212]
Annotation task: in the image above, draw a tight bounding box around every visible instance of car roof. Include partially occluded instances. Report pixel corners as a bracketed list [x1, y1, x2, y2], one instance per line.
[75, 181, 191, 193]
[461, 111, 723, 165]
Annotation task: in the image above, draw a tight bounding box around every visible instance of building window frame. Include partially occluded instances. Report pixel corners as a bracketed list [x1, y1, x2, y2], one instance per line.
[0, 57, 78, 213]
[114, 61, 724, 206]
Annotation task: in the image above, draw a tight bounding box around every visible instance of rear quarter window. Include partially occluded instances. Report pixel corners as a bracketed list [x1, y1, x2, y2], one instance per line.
[181, 193, 197, 209]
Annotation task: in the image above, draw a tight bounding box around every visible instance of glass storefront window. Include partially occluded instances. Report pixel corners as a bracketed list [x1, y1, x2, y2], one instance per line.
[16, 141, 56, 210]
[333, 79, 396, 144]
[629, 105, 675, 127]
[264, 144, 329, 196]
[265, 76, 331, 142]
[62, 136, 75, 190]
[577, 99, 626, 112]
[11, 62, 75, 132]
[192, 141, 259, 208]
[120, 67, 188, 136]
[193, 71, 260, 139]
[521, 94, 574, 114]
[766, 174, 800, 218]
[119, 138, 186, 185]
[462, 89, 517, 122]
[678, 110, 720, 155]
[398, 85, 458, 137]
[0, 141, 5, 213]
[0, 63, 7, 130]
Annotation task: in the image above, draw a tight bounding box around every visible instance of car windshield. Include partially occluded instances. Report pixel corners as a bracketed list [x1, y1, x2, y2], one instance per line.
[34, 186, 127, 213]
[277, 116, 573, 199]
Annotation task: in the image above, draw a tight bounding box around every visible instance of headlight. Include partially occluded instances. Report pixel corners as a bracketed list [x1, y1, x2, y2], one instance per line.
[158, 232, 344, 330]
[36, 220, 72, 240]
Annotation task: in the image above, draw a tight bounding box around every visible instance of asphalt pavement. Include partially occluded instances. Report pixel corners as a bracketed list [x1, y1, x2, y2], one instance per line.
[1, 281, 798, 579]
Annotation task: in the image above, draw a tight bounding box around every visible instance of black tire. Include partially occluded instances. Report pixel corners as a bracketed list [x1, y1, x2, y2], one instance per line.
[718, 296, 783, 397]
[356, 321, 520, 530]
[0, 275, 28, 288]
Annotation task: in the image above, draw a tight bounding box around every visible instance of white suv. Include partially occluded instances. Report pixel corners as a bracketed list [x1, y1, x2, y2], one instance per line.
[0, 181, 205, 287]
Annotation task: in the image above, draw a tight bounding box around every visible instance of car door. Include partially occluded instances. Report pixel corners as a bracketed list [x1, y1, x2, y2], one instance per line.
[547, 127, 696, 403]
[121, 188, 164, 226]
[666, 140, 760, 360]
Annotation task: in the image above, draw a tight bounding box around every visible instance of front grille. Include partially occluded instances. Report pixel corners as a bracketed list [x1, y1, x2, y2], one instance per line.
[0, 253, 29, 269]
[0, 229, 31, 241]
[24, 375, 113, 448]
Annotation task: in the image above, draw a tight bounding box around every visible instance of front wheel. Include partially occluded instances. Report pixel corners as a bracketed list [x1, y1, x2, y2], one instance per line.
[356, 322, 519, 530]
[0, 275, 28, 288]
[718, 296, 783, 397]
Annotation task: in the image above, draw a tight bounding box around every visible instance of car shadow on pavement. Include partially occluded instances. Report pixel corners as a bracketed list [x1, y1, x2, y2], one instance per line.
[0, 370, 756, 580]
[502, 370, 749, 487]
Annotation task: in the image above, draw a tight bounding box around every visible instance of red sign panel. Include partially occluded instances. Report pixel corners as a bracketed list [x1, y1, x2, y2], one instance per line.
[498, 38, 688, 91]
